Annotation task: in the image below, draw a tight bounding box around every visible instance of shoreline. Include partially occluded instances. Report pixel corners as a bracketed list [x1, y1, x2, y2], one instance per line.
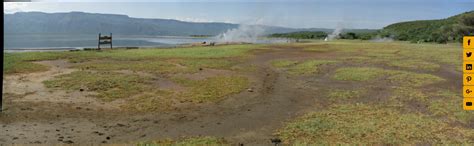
[3, 44, 180, 53]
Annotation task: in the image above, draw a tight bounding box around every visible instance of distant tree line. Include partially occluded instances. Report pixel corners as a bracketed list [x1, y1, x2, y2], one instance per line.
[269, 31, 377, 40]
[270, 31, 328, 39]
[269, 11, 474, 44]
[338, 32, 377, 40]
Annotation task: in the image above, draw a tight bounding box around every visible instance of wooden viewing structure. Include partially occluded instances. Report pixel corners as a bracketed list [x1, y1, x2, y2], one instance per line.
[98, 33, 113, 50]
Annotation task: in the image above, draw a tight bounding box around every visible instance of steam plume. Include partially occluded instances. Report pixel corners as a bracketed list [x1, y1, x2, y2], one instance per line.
[214, 24, 265, 43]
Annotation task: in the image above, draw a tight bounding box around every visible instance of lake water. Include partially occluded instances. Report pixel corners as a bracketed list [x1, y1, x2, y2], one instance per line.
[4, 34, 289, 52]
[4, 34, 212, 52]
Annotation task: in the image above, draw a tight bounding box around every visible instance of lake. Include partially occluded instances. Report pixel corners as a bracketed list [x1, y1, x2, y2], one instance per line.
[3, 34, 213, 52]
[4, 34, 289, 52]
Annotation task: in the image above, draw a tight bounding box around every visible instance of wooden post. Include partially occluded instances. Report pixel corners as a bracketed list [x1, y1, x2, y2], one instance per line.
[98, 33, 101, 50]
[110, 33, 113, 49]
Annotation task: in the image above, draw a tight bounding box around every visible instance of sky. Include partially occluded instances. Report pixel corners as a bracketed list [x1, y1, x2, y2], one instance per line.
[4, 0, 474, 29]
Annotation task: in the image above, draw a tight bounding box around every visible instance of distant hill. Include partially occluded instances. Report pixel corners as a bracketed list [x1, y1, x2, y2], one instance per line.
[268, 11, 474, 43]
[381, 11, 474, 43]
[4, 12, 332, 36]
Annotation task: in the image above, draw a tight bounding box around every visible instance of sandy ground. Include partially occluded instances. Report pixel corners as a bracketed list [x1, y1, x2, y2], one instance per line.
[0, 46, 462, 144]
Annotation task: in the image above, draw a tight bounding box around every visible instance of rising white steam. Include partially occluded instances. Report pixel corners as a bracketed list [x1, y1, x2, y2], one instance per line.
[325, 23, 344, 41]
[214, 24, 265, 43]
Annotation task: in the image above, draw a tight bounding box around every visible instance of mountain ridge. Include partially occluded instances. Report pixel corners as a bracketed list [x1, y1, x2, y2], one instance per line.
[4, 11, 336, 36]
[381, 10, 474, 43]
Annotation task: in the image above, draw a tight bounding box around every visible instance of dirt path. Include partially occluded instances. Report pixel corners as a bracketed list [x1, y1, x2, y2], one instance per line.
[1, 47, 336, 145]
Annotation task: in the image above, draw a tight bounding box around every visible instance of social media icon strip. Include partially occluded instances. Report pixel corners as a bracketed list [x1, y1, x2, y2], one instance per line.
[463, 36, 474, 110]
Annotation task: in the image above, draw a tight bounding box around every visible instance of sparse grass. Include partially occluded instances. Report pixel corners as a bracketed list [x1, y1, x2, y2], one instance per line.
[428, 90, 474, 124]
[6, 42, 469, 144]
[4, 44, 261, 74]
[302, 43, 363, 53]
[398, 44, 461, 66]
[303, 46, 334, 52]
[3, 59, 49, 74]
[74, 60, 179, 74]
[271, 59, 337, 75]
[4, 53, 50, 74]
[121, 91, 175, 112]
[306, 42, 460, 70]
[138, 136, 227, 145]
[173, 76, 249, 102]
[43, 71, 151, 101]
[74, 59, 238, 74]
[105, 44, 259, 60]
[387, 71, 445, 87]
[333, 67, 444, 86]
[277, 104, 474, 144]
[270, 60, 298, 68]
[389, 87, 428, 106]
[230, 64, 258, 72]
[332, 67, 388, 81]
[287, 60, 337, 75]
[327, 89, 365, 101]
[177, 59, 238, 71]
[175, 136, 227, 145]
[388, 59, 440, 71]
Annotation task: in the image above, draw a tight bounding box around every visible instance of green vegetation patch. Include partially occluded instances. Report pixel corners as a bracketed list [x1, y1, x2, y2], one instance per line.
[397, 44, 461, 66]
[44, 71, 151, 101]
[287, 60, 337, 75]
[389, 87, 428, 107]
[75, 60, 178, 74]
[333, 67, 444, 86]
[121, 91, 175, 112]
[387, 71, 445, 87]
[177, 59, 239, 71]
[277, 104, 474, 144]
[74, 58, 238, 74]
[303, 43, 362, 53]
[105, 44, 259, 60]
[4, 53, 51, 74]
[388, 59, 440, 71]
[4, 59, 49, 74]
[138, 136, 227, 145]
[272, 59, 337, 75]
[327, 89, 365, 101]
[4, 44, 261, 74]
[332, 67, 388, 81]
[230, 64, 258, 73]
[173, 76, 249, 102]
[270, 60, 298, 68]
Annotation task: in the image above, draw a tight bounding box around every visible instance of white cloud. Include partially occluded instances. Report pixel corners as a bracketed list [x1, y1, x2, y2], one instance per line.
[4, 2, 29, 14]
